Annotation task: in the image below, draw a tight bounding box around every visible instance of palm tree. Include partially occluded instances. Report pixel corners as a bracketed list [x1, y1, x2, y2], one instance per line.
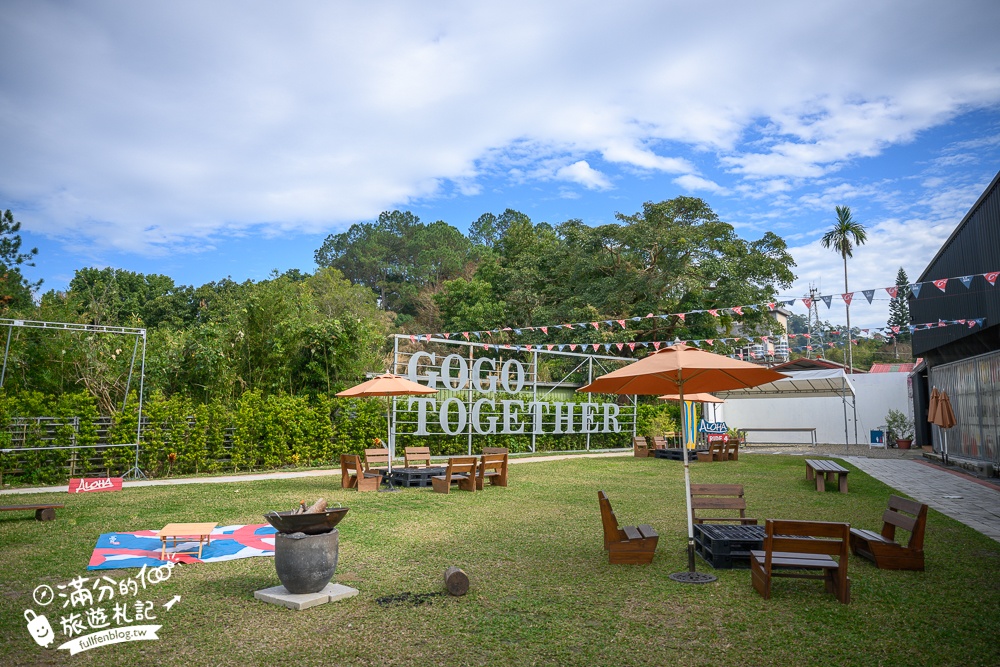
[821, 206, 867, 373]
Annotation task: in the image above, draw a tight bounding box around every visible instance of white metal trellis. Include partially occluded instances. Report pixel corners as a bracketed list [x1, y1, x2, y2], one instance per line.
[0, 319, 148, 479]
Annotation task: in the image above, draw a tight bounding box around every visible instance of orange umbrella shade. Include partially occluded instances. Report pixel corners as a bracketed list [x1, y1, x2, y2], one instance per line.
[932, 390, 957, 429]
[336, 374, 437, 397]
[927, 387, 941, 425]
[579, 343, 788, 396]
[658, 392, 724, 404]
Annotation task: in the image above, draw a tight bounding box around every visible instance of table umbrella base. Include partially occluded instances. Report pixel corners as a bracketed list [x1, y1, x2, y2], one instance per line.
[668, 571, 717, 584]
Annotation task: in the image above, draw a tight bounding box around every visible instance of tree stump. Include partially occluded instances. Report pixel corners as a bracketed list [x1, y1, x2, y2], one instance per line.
[35, 508, 56, 521]
[444, 566, 469, 596]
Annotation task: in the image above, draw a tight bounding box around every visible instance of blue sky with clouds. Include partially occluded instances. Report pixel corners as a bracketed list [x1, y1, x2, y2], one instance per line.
[2, 0, 999, 330]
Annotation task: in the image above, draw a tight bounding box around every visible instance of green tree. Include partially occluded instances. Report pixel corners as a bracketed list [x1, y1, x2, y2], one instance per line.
[0, 209, 40, 310]
[887, 267, 910, 341]
[821, 205, 867, 372]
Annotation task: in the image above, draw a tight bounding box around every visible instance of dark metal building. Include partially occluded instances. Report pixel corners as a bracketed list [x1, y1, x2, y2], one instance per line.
[910, 169, 1000, 471]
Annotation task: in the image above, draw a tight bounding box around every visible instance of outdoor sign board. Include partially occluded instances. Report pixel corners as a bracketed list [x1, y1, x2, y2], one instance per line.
[68, 477, 124, 493]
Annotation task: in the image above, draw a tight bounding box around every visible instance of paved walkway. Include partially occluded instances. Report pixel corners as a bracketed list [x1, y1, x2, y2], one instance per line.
[842, 457, 1000, 543]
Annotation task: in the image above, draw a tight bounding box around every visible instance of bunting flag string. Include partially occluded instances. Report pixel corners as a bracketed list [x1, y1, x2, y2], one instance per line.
[407, 267, 997, 343]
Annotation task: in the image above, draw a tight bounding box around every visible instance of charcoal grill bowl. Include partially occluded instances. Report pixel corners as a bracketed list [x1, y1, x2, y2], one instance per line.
[264, 507, 349, 535]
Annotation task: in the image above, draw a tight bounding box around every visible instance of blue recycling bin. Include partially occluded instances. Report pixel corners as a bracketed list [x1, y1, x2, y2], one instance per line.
[870, 429, 885, 444]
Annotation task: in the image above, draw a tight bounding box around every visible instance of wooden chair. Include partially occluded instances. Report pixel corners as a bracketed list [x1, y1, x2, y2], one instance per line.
[483, 446, 509, 455]
[404, 446, 433, 468]
[696, 440, 727, 462]
[632, 436, 650, 458]
[477, 452, 508, 489]
[431, 456, 477, 494]
[690, 484, 757, 525]
[652, 436, 667, 450]
[340, 454, 382, 492]
[750, 519, 851, 604]
[364, 448, 390, 476]
[722, 437, 739, 461]
[849, 495, 928, 570]
[598, 491, 657, 564]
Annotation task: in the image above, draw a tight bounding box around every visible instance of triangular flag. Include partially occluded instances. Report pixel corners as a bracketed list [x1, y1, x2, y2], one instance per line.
[985, 271, 999, 286]
[803, 333, 811, 339]
[768, 302, 776, 310]
[910, 283, 922, 298]
[616, 343, 624, 351]
[677, 313, 686, 322]
[646, 313, 654, 318]
[802, 298, 812, 310]
[706, 339, 714, 346]
[820, 295, 832, 308]
[617, 319, 626, 329]
[514, 329, 522, 335]
[784, 299, 796, 306]
[541, 326, 548, 334]
[708, 309, 719, 317]
[886, 286, 898, 298]
[969, 320, 977, 328]
[592, 322, 600, 330]
[891, 326, 900, 333]
[569, 344, 578, 351]
[604, 344, 611, 351]
[732, 306, 743, 315]
[442, 333, 451, 339]
[862, 289, 875, 304]
[473, 332, 481, 339]
[462, 332, 470, 340]
[628, 342, 636, 351]
[842, 292, 853, 305]
[652, 342, 661, 350]
[592, 343, 600, 351]
[409, 335, 417, 342]
[546, 345, 554, 351]
[933, 279, 948, 292]
[959, 276, 974, 289]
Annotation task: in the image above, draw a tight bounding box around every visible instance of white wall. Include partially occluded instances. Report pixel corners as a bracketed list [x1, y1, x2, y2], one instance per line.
[717, 373, 910, 445]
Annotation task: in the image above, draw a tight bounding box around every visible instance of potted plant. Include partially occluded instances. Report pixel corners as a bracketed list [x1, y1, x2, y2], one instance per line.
[885, 409, 914, 449]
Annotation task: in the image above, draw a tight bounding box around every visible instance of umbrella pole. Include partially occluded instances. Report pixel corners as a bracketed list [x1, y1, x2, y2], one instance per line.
[669, 381, 716, 584]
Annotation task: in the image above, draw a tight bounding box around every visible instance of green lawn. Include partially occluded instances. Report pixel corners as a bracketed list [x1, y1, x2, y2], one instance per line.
[2, 455, 998, 667]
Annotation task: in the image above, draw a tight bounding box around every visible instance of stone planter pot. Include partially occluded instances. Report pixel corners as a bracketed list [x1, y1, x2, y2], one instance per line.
[274, 529, 339, 594]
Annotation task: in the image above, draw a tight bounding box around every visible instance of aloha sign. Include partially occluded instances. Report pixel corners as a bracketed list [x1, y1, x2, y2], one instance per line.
[404, 351, 623, 436]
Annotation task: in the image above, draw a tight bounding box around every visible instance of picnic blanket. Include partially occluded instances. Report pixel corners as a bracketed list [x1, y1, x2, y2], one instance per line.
[88, 524, 277, 570]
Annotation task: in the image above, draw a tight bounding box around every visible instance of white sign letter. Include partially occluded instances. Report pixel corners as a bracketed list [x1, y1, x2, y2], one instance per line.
[407, 352, 438, 389]
[500, 359, 525, 393]
[407, 397, 437, 435]
[501, 399, 526, 434]
[471, 398, 498, 434]
[603, 403, 621, 432]
[472, 357, 497, 392]
[440, 354, 469, 391]
[439, 397, 468, 435]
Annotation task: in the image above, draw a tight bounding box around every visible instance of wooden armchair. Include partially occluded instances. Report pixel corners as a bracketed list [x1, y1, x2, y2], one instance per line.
[341, 454, 382, 492]
[404, 446, 432, 468]
[696, 440, 727, 462]
[750, 519, 851, 604]
[477, 452, 508, 489]
[632, 436, 650, 458]
[690, 484, 757, 525]
[849, 495, 928, 570]
[651, 436, 668, 450]
[431, 456, 478, 494]
[598, 491, 657, 564]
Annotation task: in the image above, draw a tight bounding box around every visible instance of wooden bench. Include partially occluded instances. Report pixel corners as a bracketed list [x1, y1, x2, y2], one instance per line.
[476, 452, 508, 490]
[431, 457, 477, 494]
[805, 459, 849, 493]
[697, 440, 727, 462]
[0, 504, 64, 521]
[724, 438, 740, 461]
[632, 436, 650, 458]
[690, 484, 757, 525]
[597, 491, 657, 564]
[850, 495, 928, 571]
[340, 454, 382, 492]
[404, 446, 433, 469]
[750, 519, 851, 604]
[739, 427, 817, 445]
[364, 447, 390, 476]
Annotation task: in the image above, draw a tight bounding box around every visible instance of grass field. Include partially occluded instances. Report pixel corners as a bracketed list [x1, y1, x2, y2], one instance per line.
[2, 454, 998, 667]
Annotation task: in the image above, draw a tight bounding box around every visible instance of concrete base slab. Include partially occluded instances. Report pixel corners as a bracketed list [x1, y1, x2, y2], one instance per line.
[254, 582, 359, 610]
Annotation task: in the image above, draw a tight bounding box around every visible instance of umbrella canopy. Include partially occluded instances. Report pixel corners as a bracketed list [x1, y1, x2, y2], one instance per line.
[336, 374, 437, 474]
[579, 343, 788, 581]
[336, 373, 437, 397]
[579, 343, 788, 396]
[932, 390, 957, 429]
[927, 387, 941, 426]
[658, 392, 724, 404]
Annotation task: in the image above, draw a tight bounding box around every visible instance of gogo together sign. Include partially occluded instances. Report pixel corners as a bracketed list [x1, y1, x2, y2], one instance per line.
[405, 352, 622, 436]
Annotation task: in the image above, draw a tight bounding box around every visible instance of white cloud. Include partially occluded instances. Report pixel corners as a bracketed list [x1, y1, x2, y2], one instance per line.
[0, 0, 998, 258]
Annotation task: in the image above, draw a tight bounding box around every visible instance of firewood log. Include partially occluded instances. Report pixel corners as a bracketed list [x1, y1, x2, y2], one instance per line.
[305, 498, 328, 514]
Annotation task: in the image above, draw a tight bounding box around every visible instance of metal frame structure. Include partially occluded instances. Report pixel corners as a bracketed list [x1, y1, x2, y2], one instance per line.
[0, 319, 148, 479]
[389, 334, 636, 458]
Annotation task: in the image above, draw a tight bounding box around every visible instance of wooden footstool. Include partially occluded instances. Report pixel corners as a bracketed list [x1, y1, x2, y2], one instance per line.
[159, 522, 218, 560]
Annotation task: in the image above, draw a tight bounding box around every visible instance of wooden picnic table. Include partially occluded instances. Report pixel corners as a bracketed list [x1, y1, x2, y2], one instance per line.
[805, 459, 849, 493]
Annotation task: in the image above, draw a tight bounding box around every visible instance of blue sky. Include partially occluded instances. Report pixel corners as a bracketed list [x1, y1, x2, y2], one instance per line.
[2, 1, 1000, 331]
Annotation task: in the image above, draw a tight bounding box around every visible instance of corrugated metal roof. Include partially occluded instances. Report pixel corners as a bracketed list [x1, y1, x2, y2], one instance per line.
[869, 363, 917, 373]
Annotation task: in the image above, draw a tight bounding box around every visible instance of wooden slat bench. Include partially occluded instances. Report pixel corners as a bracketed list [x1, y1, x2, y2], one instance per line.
[598, 491, 657, 564]
[0, 504, 64, 521]
[476, 452, 508, 490]
[431, 457, 477, 494]
[632, 436, 650, 458]
[750, 519, 851, 604]
[805, 459, 849, 493]
[850, 495, 928, 570]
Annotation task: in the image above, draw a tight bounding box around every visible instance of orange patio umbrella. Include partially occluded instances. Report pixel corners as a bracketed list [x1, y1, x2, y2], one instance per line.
[580, 343, 788, 582]
[337, 374, 437, 472]
[658, 392, 724, 403]
[928, 387, 957, 465]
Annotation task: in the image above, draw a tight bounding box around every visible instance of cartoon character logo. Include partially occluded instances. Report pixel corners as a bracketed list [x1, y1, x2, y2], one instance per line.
[24, 610, 55, 647]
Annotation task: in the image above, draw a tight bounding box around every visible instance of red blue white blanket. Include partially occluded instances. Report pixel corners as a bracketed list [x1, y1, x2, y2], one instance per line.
[88, 524, 277, 570]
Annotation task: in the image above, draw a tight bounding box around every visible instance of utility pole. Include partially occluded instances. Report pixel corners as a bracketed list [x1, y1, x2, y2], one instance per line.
[806, 285, 819, 359]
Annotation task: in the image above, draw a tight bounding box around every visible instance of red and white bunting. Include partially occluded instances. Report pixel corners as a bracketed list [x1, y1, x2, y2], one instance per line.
[886, 287, 898, 298]
[842, 292, 853, 305]
[933, 279, 948, 292]
[546, 344, 555, 351]
[985, 271, 999, 286]
[541, 326, 548, 334]
[569, 344, 578, 351]
[708, 309, 719, 317]
[802, 298, 812, 309]
[628, 342, 636, 351]
[616, 343, 624, 351]
[732, 306, 743, 315]
[617, 319, 626, 329]
[462, 332, 469, 340]
[677, 313, 685, 322]
[591, 322, 600, 329]
[592, 343, 600, 351]
[652, 342, 661, 350]
[706, 339, 714, 345]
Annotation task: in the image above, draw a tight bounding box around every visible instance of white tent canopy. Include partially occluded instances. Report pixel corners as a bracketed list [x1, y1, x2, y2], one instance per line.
[714, 369, 856, 399]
